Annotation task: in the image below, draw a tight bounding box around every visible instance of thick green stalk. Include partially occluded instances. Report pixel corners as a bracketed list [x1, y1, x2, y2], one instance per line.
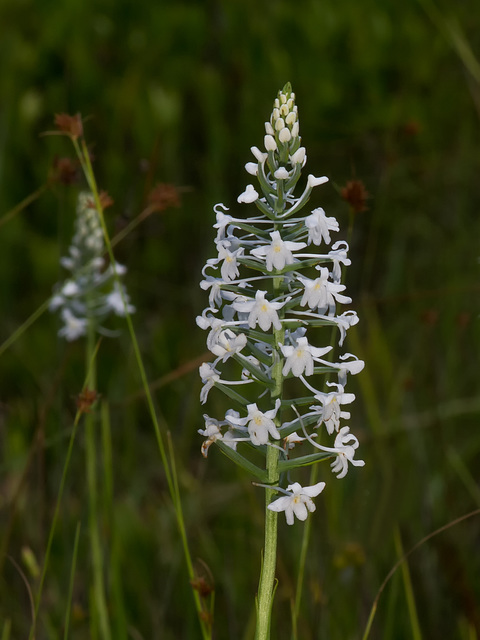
[85, 319, 112, 640]
[255, 274, 284, 640]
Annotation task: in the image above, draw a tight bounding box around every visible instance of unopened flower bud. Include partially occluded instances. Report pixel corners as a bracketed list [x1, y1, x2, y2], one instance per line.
[274, 167, 290, 180]
[237, 184, 259, 203]
[264, 134, 277, 151]
[290, 147, 306, 164]
[278, 127, 291, 143]
[251, 146, 268, 163]
[286, 112, 296, 126]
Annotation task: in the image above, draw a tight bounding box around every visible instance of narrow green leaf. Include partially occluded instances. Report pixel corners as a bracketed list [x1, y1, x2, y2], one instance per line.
[216, 441, 268, 481]
[214, 383, 250, 406]
[278, 451, 332, 472]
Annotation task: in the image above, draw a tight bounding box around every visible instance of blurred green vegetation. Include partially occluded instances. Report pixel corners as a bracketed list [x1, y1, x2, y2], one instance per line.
[0, 0, 479, 638]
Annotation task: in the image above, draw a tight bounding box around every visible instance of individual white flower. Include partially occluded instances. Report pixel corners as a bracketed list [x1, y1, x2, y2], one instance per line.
[305, 208, 339, 246]
[307, 174, 329, 188]
[299, 267, 351, 315]
[217, 245, 243, 281]
[61, 281, 80, 297]
[198, 417, 224, 458]
[199, 362, 220, 404]
[330, 427, 365, 479]
[311, 383, 355, 434]
[210, 329, 247, 361]
[267, 482, 326, 525]
[245, 162, 258, 176]
[290, 147, 306, 165]
[237, 184, 259, 204]
[213, 206, 234, 243]
[233, 290, 285, 331]
[251, 231, 306, 272]
[331, 311, 359, 346]
[200, 275, 224, 308]
[328, 241, 351, 282]
[58, 308, 88, 341]
[228, 399, 281, 445]
[278, 127, 291, 143]
[49, 294, 65, 311]
[274, 167, 290, 180]
[281, 337, 332, 377]
[333, 353, 365, 386]
[106, 283, 136, 316]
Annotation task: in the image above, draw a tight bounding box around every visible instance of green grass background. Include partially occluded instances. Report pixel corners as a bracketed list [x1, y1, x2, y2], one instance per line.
[0, 0, 479, 638]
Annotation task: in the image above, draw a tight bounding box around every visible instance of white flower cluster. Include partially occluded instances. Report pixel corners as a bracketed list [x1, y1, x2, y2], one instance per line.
[50, 192, 134, 341]
[197, 84, 364, 524]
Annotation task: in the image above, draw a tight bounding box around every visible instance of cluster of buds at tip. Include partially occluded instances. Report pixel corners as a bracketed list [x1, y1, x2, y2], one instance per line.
[197, 83, 364, 525]
[50, 192, 134, 341]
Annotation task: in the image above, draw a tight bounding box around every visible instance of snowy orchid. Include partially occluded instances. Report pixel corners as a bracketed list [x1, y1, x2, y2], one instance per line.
[198, 83, 364, 533]
[50, 191, 134, 341]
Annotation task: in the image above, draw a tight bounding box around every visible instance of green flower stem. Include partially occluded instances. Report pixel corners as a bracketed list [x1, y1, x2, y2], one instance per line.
[0, 183, 48, 230]
[64, 522, 81, 640]
[85, 318, 112, 640]
[255, 273, 284, 640]
[71, 136, 210, 639]
[29, 341, 101, 640]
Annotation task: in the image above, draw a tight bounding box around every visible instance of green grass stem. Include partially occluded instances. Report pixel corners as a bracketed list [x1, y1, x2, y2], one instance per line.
[362, 509, 480, 640]
[1, 620, 11, 640]
[0, 183, 49, 229]
[63, 522, 81, 640]
[394, 526, 422, 640]
[0, 298, 50, 358]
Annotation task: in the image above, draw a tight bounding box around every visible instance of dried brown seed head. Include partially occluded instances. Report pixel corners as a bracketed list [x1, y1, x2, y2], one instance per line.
[340, 179, 370, 214]
[54, 113, 83, 140]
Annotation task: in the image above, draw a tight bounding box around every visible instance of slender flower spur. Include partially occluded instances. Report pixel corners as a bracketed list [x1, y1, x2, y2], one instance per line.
[197, 83, 364, 637]
[50, 191, 134, 340]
